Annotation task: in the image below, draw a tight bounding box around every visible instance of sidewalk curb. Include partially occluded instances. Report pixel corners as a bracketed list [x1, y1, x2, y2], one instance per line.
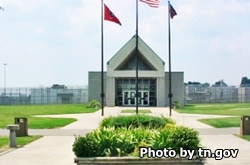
[0, 148, 16, 157]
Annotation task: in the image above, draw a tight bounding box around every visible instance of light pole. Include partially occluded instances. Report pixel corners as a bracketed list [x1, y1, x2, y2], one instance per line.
[4, 63, 7, 96]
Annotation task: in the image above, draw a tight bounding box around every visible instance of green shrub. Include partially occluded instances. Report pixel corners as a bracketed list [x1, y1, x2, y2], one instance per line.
[72, 133, 100, 157]
[129, 127, 158, 147]
[73, 127, 156, 157]
[167, 126, 200, 154]
[99, 114, 174, 129]
[152, 127, 172, 149]
[173, 100, 181, 109]
[130, 141, 152, 157]
[73, 115, 200, 158]
[152, 126, 200, 154]
[72, 125, 201, 157]
[94, 127, 135, 157]
[86, 100, 101, 109]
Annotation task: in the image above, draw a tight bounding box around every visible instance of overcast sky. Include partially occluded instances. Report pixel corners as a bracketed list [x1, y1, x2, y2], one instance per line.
[0, 0, 249, 88]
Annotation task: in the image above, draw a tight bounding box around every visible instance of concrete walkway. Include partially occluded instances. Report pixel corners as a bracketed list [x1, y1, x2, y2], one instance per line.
[0, 107, 249, 165]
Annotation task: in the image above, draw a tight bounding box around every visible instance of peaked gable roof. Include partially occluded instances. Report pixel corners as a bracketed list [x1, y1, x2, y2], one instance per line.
[107, 35, 164, 72]
[116, 49, 156, 71]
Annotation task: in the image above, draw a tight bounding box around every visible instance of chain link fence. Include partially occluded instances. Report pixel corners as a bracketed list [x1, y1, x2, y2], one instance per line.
[0, 86, 88, 105]
[185, 86, 250, 104]
[2, 85, 250, 105]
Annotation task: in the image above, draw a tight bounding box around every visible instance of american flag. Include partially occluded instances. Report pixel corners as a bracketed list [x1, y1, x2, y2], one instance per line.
[140, 0, 160, 8]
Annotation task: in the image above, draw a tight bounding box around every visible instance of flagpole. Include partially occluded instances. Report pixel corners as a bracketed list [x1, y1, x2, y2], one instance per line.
[135, 0, 139, 114]
[101, 0, 105, 116]
[168, 1, 173, 117]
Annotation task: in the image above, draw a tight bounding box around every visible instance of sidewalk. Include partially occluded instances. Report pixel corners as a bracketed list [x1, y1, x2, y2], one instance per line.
[0, 107, 249, 165]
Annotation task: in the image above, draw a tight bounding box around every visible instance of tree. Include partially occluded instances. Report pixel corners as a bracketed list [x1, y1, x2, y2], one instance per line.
[240, 77, 250, 87]
[187, 81, 201, 85]
[202, 83, 210, 87]
[212, 80, 228, 87]
[51, 84, 67, 89]
[184, 81, 210, 87]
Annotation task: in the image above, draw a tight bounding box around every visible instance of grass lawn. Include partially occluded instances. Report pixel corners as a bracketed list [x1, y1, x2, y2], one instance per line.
[176, 103, 250, 116]
[242, 135, 250, 142]
[235, 135, 250, 142]
[120, 109, 152, 113]
[0, 135, 42, 149]
[198, 117, 240, 128]
[0, 104, 98, 129]
[27, 117, 77, 129]
[176, 103, 250, 128]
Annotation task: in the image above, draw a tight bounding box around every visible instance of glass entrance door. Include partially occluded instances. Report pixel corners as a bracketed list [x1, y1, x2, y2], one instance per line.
[141, 91, 149, 106]
[130, 91, 135, 105]
[123, 91, 136, 105]
[123, 91, 129, 105]
[138, 91, 149, 106]
[123, 91, 149, 106]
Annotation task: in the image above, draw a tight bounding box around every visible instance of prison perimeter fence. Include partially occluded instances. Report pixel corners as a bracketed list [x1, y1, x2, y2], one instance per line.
[1, 85, 250, 105]
[185, 85, 250, 104]
[0, 86, 88, 105]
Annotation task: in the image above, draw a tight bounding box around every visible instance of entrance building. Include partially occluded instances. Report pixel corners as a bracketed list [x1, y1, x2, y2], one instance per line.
[88, 35, 184, 107]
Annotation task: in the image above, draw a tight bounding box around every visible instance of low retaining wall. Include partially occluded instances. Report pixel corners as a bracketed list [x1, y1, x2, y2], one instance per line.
[74, 157, 204, 165]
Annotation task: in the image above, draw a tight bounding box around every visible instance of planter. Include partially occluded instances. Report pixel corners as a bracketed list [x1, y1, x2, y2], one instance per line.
[74, 157, 204, 165]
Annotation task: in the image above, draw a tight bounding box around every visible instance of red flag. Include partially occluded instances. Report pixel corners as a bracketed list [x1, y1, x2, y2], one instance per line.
[140, 0, 160, 8]
[104, 4, 122, 26]
[169, 3, 177, 19]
